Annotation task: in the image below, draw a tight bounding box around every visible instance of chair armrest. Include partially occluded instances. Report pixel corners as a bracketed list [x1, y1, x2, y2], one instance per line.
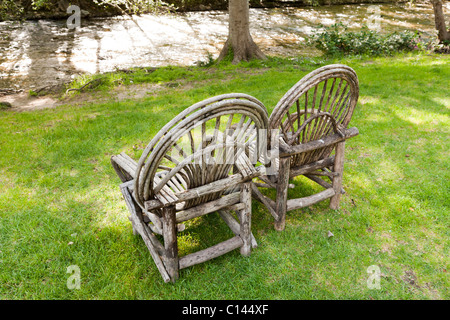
[111, 152, 138, 182]
[279, 127, 359, 158]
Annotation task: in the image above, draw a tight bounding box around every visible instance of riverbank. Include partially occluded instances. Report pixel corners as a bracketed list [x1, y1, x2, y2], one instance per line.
[170, 0, 405, 12]
[1, 1, 446, 101]
[1, 0, 406, 21]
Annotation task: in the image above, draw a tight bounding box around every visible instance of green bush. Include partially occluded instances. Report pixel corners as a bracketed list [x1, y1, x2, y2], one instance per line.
[308, 22, 424, 56]
[0, 0, 24, 20]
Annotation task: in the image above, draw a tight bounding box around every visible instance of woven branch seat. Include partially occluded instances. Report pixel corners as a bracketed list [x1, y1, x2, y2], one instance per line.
[111, 93, 268, 282]
[252, 64, 360, 231]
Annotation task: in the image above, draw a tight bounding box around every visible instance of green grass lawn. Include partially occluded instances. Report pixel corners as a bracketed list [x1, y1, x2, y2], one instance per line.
[0, 53, 448, 300]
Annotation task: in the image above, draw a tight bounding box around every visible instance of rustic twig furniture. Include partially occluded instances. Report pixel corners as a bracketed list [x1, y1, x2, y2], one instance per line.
[111, 94, 268, 282]
[252, 64, 360, 231]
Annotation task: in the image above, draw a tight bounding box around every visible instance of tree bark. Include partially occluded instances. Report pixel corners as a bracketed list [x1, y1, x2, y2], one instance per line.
[218, 0, 266, 64]
[431, 0, 450, 42]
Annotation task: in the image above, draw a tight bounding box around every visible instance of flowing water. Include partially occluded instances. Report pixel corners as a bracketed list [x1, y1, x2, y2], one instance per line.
[0, 2, 448, 92]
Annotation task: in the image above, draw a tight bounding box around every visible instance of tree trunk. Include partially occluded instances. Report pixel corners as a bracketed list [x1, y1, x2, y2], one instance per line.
[431, 0, 450, 42]
[218, 0, 266, 64]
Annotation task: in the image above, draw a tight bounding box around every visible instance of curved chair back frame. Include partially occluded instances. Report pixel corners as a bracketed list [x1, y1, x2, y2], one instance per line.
[251, 64, 360, 231]
[134, 95, 268, 209]
[269, 64, 359, 166]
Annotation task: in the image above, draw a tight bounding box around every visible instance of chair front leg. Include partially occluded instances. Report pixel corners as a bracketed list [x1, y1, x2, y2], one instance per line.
[239, 182, 252, 256]
[162, 205, 179, 282]
[330, 141, 345, 210]
[275, 157, 290, 231]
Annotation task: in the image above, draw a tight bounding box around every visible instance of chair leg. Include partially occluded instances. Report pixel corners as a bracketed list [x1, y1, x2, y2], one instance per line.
[330, 141, 345, 210]
[128, 216, 139, 236]
[162, 205, 179, 282]
[239, 182, 252, 256]
[120, 184, 171, 282]
[275, 157, 290, 231]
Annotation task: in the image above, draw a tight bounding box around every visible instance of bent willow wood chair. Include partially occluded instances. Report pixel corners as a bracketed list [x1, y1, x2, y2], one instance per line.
[252, 64, 360, 231]
[111, 94, 269, 282]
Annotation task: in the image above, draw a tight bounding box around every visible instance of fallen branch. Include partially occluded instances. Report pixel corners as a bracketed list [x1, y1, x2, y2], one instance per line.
[0, 88, 24, 96]
[66, 78, 103, 94]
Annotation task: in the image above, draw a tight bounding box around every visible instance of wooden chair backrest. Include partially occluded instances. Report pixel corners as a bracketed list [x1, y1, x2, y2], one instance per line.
[269, 64, 359, 167]
[134, 94, 269, 209]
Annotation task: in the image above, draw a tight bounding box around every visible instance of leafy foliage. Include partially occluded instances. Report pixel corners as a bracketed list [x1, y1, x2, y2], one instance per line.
[308, 23, 424, 56]
[0, 0, 23, 20]
[93, 0, 174, 14]
[31, 0, 52, 10]
[0, 0, 172, 20]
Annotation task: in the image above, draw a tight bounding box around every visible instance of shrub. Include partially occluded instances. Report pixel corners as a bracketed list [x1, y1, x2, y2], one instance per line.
[308, 22, 424, 56]
[0, 0, 24, 21]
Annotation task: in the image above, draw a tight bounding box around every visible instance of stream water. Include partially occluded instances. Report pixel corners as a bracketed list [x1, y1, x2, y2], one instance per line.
[0, 2, 448, 92]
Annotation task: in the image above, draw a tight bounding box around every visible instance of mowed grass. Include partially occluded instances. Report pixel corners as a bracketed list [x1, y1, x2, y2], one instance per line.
[0, 53, 448, 299]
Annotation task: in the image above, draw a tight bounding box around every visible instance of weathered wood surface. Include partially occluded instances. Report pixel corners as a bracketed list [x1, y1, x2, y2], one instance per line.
[304, 174, 345, 195]
[286, 188, 335, 211]
[218, 209, 258, 248]
[254, 64, 360, 230]
[111, 152, 137, 183]
[279, 127, 358, 158]
[162, 205, 179, 282]
[111, 93, 269, 282]
[289, 156, 335, 178]
[239, 182, 252, 256]
[251, 183, 277, 219]
[269, 64, 359, 138]
[179, 236, 244, 270]
[144, 210, 163, 235]
[274, 157, 290, 231]
[134, 95, 268, 209]
[174, 165, 264, 203]
[329, 141, 345, 210]
[175, 192, 240, 223]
